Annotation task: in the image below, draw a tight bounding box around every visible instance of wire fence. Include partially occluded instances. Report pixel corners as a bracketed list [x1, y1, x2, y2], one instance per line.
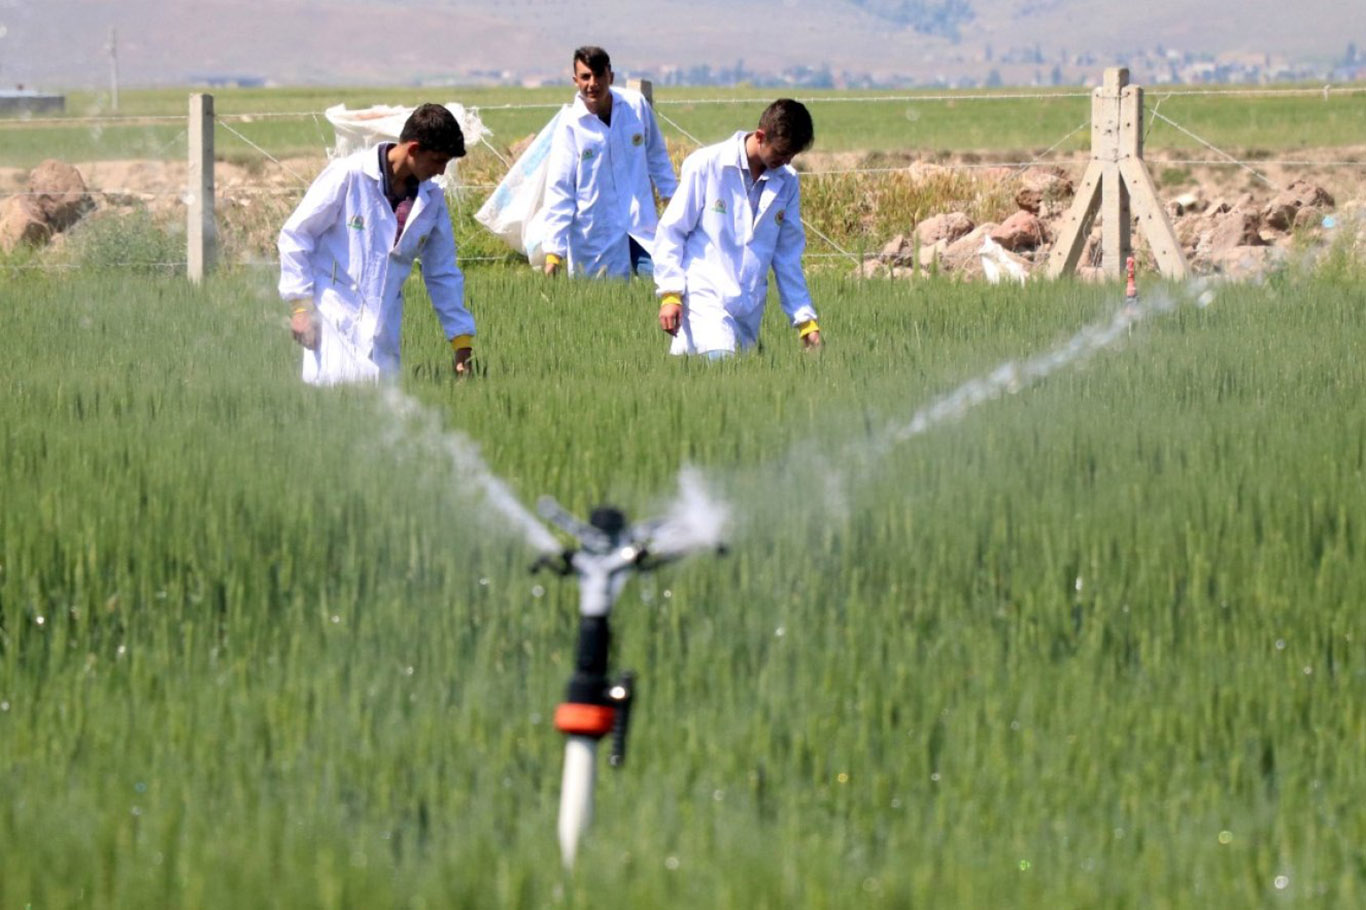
[3, 85, 1364, 273]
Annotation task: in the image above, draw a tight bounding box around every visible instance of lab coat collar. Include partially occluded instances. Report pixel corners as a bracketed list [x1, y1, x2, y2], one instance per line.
[569, 87, 620, 123]
[360, 145, 387, 181]
[723, 130, 751, 173]
[727, 131, 788, 185]
[359, 145, 440, 203]
[728, 131, 787, 223]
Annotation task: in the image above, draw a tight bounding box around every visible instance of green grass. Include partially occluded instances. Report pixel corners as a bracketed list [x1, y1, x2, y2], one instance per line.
[3, 82, 1364, 169]
[1, 262, 1364, 908]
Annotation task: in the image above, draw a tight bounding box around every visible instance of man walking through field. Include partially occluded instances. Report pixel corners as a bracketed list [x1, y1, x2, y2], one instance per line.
[279, 103, 475, 385]
[541, 46, 678, 279]
[654, 99, 822, 356]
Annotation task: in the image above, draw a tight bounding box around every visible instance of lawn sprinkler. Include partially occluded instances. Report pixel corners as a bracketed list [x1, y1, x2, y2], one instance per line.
[531, 495, 722, 870]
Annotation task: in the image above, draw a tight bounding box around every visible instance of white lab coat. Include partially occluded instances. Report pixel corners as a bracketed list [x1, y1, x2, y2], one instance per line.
[653, 131, 817, 355]
[278, 147, 475, 385]
[542, 87, 678, 278]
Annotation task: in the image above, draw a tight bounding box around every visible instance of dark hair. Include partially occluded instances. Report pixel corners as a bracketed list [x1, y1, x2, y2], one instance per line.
[400, 103, 466, 158]
[758, 98, 814, 155]
[573, 46, 612, 77]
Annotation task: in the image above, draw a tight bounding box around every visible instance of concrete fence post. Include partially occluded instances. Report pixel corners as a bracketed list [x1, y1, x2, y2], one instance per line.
[627, 78, 654, 106]
[1047, 67, 1187, 281]
[187, 93, 216, 284]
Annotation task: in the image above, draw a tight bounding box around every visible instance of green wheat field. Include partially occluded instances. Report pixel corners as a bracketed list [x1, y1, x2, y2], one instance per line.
[2, 83, 1365, 909]
[2, 260, 1364, 908]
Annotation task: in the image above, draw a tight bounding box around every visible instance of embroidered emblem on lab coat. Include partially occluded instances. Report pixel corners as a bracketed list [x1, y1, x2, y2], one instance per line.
[581, 148, 595, 161]
[775, 209, 786, 225]
[711, 200, 727, 214]
[632, 133, 644, 146]
[347, 215, 365, 230]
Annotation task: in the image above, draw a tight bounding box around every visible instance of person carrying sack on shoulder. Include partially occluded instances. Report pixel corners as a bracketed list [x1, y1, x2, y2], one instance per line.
[541, 46, 678, 280]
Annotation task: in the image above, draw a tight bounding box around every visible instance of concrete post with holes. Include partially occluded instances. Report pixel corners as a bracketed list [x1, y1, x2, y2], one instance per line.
[1047, 68, 1187, 281]
[188, 93, 216, 284]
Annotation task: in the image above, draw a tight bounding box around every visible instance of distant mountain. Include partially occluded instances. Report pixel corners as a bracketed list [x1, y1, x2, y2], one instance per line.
[4, 0, 1363, 90]
[848, 0, 976, 41]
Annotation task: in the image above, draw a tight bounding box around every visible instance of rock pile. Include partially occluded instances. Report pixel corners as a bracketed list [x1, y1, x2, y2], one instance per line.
[0, 160, 94, 253]
[857, 165, 1344, 282]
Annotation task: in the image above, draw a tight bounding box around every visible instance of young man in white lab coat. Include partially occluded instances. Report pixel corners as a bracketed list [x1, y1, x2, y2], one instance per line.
[654, 99, 822, 357]
[541, 46, 678, 279]
[279, 103, 476, 386]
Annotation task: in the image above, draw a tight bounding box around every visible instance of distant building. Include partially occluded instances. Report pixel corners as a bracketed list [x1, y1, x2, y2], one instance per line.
[188, 74, 267, 88]
[0, 89, 65, 116]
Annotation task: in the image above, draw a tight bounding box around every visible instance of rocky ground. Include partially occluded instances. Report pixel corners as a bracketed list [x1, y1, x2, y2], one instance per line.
[857, 159, 1363, 283]
[3, 148, 1364, 281]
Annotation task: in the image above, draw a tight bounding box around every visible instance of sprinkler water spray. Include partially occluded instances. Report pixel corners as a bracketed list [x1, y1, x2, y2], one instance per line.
[532, 495, 723, 870]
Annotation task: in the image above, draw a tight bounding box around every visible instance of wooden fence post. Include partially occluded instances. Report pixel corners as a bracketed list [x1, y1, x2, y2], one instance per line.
[1047, 68, 1187, 281]
[188, 93, 216, 284]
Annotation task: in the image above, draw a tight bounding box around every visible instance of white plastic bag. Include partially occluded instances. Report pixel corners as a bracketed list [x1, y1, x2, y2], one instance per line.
[323, 102, 489, 186]
[978, 235, 1029, 285]
[474, 106, 567, 266]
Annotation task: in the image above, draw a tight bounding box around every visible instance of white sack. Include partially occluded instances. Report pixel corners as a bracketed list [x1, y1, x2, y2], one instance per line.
[324, 102, 489, 186]
[473, 107, 567, 267]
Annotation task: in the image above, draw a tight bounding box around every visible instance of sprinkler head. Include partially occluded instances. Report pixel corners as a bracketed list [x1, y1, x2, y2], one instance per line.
[589, 506, 627, 538]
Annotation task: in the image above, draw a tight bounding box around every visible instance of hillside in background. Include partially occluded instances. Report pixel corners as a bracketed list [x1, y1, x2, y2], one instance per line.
[3, 0, 1363, 90]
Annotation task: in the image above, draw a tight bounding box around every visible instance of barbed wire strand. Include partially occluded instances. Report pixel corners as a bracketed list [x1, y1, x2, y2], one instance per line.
[1148, 109, 1275, 187]
[146, 128, 191, 159]
[1015, 120, 1091, 173]
[479, 137, 511, 168]
[0, 189, 187, 200]
[215, 120, 313, 186]
[310, 112, 331, 154]
[0, 114, 185, 127]
[652, 108, 704, 146]
[5, 84, 1366, 130]
[803, 220, 862, 266]
[1162, 158, 1366, 167]
[1146, 94, 1166, 146]
[6, 152, 1362, 204]
[1139, 84, 1366, 98]
[3, 261, 187, 272]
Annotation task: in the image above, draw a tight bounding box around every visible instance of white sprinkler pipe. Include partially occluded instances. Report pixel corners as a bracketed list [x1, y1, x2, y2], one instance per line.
[558, 735, 598, 869]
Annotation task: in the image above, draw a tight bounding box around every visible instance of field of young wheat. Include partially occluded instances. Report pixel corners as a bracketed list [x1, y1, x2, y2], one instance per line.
[2, 248, 1364, 907]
